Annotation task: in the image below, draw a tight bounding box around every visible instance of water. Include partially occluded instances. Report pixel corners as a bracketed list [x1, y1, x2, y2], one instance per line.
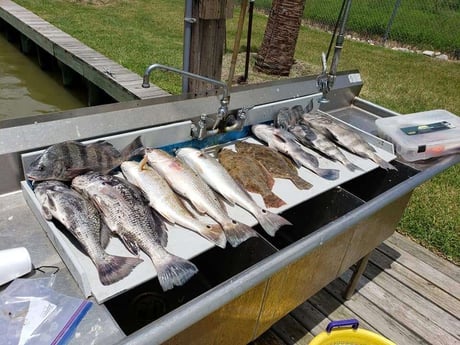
[0, 34, 85, 122]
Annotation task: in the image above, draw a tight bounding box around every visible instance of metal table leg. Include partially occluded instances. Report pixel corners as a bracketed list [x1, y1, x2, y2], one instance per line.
[343, 251, 372, 300]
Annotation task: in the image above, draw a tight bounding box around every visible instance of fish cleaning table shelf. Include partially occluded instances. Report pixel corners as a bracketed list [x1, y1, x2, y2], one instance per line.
[21, 114, 396, 303]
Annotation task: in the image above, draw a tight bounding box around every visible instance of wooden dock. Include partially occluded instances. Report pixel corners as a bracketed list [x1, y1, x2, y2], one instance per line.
[252, 232, 460, 345]
[0, 0, 169, 104]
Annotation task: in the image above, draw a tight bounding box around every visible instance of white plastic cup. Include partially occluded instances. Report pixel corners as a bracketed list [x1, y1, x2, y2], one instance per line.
[0, 247, 33, 286]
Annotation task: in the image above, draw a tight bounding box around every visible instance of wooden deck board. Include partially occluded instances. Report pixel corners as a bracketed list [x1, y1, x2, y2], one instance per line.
[252, 232, 460, 345]
[0, 0, 169, 101]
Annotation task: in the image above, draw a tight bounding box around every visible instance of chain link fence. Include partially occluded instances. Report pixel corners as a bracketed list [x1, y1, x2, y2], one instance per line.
[256, 0, 460, 57]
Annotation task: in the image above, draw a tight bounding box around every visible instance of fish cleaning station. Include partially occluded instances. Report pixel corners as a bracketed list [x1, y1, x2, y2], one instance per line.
[1, 1, 459, 345]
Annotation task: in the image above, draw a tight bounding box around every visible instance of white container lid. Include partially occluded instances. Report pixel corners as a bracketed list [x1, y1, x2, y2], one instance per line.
[375, 109, 460, 161]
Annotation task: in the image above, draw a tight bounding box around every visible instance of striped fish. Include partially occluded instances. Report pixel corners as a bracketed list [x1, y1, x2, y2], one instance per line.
[27, 136, 144, 181]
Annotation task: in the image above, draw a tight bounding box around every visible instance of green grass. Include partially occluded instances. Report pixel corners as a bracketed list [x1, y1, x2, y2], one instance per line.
[13, 0, 460, 263]
[255, 0, 460, 54]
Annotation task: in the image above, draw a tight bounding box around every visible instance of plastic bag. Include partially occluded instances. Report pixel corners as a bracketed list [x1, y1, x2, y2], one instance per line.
[0, 276, 92, 345]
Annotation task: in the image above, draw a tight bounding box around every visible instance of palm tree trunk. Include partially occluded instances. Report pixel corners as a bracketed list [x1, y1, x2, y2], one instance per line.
[255, 0, 306, 76]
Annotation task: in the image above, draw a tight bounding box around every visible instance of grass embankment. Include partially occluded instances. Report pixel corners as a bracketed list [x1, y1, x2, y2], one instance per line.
[14, 0, 459, 263]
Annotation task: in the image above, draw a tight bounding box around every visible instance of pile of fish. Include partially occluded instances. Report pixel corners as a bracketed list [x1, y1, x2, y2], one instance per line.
[272, 105, 397, 171]
[25, 106, 394, 292]
[26, 136, 293, 291]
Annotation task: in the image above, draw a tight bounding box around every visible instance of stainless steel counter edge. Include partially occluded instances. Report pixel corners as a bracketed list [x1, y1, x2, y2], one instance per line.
[116, 154, 459, 345]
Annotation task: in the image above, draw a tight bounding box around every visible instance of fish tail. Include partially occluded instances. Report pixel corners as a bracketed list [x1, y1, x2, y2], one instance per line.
[290, 176, 313, 190]
[121, 136, 145, 160]
[344, 161, 362, 172]
[371, 153, 398, 171]
[256, 210, 292, 236]
[262, 192, 287, 209]
[156, 254, 199, 291]
[222, 221, 258, 247]
[315, 167, 340, 180]
[96, 254, 143, 286]
[197, 224, 227, 248]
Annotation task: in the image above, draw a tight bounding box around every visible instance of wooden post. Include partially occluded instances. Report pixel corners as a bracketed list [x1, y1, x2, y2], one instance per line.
[188, 0, 233, 96]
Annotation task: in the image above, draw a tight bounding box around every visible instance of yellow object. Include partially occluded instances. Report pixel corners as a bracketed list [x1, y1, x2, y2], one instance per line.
[309, 322, 396, 345]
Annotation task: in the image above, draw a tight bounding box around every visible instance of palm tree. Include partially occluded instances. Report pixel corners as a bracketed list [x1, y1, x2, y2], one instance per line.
[255, 0, 306, 76]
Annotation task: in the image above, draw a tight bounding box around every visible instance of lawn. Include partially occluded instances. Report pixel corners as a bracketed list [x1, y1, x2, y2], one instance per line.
[13, 0, 460, 263]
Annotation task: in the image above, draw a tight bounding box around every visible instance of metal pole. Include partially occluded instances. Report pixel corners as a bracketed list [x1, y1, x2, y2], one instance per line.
[182, 0, 194, 93]
[243, 0, 255, 82]
[383, 0, 402, 45]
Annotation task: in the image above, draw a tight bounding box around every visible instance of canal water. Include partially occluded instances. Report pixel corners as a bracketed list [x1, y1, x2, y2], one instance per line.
[0, 33, 85, 122]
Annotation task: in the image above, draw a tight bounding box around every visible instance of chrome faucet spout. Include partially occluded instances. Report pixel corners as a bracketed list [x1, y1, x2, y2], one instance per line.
[142, 64, 229, 106]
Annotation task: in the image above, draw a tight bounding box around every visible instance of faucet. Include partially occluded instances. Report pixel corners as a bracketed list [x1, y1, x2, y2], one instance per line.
[316, 0, 352, 104]
[142, 63, 230, 132]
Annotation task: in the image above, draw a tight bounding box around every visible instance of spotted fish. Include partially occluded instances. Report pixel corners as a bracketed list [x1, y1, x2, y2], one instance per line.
[235, 141, 313, 189]
[217, 149, 286, 209]
[34, 180, 142, 285]
[72, 172, 198, 291]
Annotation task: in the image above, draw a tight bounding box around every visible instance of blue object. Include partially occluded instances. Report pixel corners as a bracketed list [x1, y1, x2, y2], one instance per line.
[326, 319, 360, 333]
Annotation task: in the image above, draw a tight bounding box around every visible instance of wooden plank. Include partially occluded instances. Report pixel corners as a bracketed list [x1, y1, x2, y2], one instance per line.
[385, 232, 460, 283]
[363, 259, 460, 338]
[371, 248, 460, 312]
[289, 301, 332, 337]
[300, 286, 377, 333]
[271, 315, 314, 345]
[325, 278, 428, 344]
[250, 329, 286, 345]
[340, 270, 460, 344]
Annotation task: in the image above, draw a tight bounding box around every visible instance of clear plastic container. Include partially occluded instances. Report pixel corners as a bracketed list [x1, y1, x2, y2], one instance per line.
[375, 109, 460, 161]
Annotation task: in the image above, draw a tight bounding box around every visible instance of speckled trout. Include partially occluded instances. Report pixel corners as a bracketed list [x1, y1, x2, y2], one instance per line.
[144, 148, 258, 247]
[176, 147, 292, 237]
[121, 160, 226, 248]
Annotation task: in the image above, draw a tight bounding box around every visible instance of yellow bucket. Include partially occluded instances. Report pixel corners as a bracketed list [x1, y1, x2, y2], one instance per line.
[309, 319, 396, 345]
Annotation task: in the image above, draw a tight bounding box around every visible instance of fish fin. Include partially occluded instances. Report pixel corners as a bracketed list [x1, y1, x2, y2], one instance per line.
[40, 205, 54, 221]
[119, 234, 140, 256]
[305, 99, 314, 113]
[38, 191, 55, 220]
[150, 210, 169, 247]
[262, 192, 287, 209]
[197, 224, 227, 249]
[315, 168, 340, 180]
[121, 136, 145, 161]
[222, 221, 258, 247]
[255, 209, 292, 236]
[289, 176, 313, 190]
[100, 221, 113, 249]
[155, 253, 198, 291]
[96, 254, 143, 286]
[139, 155, 148, 170]
[375, 156, 398, 171]
[289, 155, 303, 169]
